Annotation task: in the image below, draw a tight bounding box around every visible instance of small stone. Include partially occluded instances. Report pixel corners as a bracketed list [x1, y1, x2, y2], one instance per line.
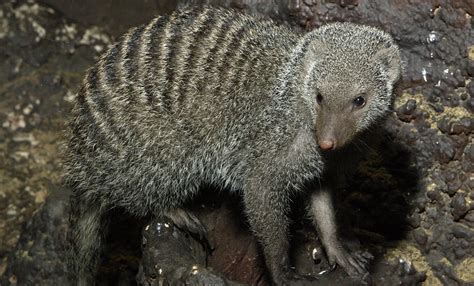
[451, 224, 472, 239]
[432, 104, 445, 113]
[453, 246, 466, 259]
[426, 207, 439, 220]
[3, 113, 26, 131]
[93, 44, 103, 52]
[407, 212, 421, 228]
[433, 135, 456, 164]
[464, 211, 474, 223]
[459, 117, 473, 133]
[12, 151, 29, 162]
[438, 117, 473, 135]
[413, 228, 428, 247]
[22, 104, 33, 115]
[463, 144, 473, 163]
[451, 193, 469, 221]
[405, 99, 417, 113]
[437, 118, 451, 133]
[427, 190, 443, 203]
[7, 208, 17, 217]
[415, 196, 427, 212]
[443, 168, 456, 182]
[34, 190, 48, 204]
[446, 180, 461, 195]
[12, 133, 39, 146]
[397, 99, 417, 122]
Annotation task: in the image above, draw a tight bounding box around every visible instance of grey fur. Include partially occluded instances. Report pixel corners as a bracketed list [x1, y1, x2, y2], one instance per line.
[64, 7, 401, 285]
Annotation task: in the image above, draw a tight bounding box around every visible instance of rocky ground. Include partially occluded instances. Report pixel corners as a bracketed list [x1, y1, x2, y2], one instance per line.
[0, 0, 472, 285]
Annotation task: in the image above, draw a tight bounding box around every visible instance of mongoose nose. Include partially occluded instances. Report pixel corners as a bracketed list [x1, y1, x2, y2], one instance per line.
[319, 139, 336, 151]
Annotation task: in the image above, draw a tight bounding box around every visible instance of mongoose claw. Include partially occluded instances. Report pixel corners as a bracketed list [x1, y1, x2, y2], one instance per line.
[327, 247, 373, 280]
[317, 262, 337, 276]
[165, 208, 213, 252]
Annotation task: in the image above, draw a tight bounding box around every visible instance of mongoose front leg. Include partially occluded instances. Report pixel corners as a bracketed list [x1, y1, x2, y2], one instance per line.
[310, 189, 372, 278]
[244, 180, 317, 285]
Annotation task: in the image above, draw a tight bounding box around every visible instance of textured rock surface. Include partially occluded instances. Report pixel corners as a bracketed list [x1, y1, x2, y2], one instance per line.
[0, 0, 472, 285]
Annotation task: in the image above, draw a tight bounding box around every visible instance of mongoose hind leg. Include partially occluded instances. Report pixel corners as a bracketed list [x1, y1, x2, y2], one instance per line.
[165, 208, 212, 251]
[310, 189, 373, 280]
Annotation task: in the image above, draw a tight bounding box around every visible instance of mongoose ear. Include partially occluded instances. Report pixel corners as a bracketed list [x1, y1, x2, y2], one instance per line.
[373, 44, 402, 86]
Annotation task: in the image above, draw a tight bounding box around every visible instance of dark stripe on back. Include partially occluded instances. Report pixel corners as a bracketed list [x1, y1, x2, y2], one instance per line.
[103, 43, 120, 89]
[143, 16, 169, 109]
[212, 20, 250, 96]
[188, 14, 238, 96]
[161, 11, 199, 111]
[76, 84, 112, 152]
[88, 67, 109, 115]
[175, 8, 217, 105]
[122, 25, 146, 114]
[229, 21, 275, 92]
[87, 67, 122, 143]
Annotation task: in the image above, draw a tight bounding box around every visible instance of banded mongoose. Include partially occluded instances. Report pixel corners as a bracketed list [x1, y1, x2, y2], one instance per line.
[64, 6, 401, 285]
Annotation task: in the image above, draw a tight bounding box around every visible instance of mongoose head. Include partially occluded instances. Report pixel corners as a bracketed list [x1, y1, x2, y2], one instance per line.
[297, 23, 402, 151]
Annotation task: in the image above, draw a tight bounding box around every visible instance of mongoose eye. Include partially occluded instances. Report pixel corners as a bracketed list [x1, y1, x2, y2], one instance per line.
[353, 96, 366, 108]
[316, 93, 323, 104]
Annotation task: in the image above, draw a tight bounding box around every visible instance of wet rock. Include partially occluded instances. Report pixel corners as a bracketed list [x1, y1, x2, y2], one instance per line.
[432, 135, 456, 164]
[414, 197, 427, 213]
[397, 99, 417, 122]
[451, 193, 469, 221]
[407, 211, 421, 228]
[461, 143, 474, 173]
[412, 228, 428, 248]
[441, 163, 465, 196]
[464, 212, 474, 225]
[395, 259, 427, 285]
[1, 187, 71, 286]
[438, 116, 474, 135]
[426, 189, 444, 203]
[137, 216, 243, 286]
[372, 258, 427, 286]
[451, 224, 473, 240]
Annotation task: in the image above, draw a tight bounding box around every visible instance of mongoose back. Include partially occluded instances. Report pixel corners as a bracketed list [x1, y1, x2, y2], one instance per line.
[64, 6, 401, 285]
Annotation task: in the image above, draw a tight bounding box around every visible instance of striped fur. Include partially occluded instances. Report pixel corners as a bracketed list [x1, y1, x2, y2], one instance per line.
[64, 7, 401, 285]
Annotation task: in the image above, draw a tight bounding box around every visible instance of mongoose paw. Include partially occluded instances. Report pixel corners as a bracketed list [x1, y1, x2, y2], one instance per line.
[327, 247, 373, 280]
[277, 268, 318, 286]
[165, 208, 212, 252]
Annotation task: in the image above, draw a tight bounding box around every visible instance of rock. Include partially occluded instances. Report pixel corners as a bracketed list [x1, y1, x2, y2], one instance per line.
[397, 99, 417, 122]
[438, 117, 473, 135]
[137, 215, 244, 286]
[451, 193, 469, 221]
[451, 224, 473, 240]
[1, 187, 71, 286]
[407, 212, 421, 228]
[413, 228, 428, 247]
[432, 135, 456, 164]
